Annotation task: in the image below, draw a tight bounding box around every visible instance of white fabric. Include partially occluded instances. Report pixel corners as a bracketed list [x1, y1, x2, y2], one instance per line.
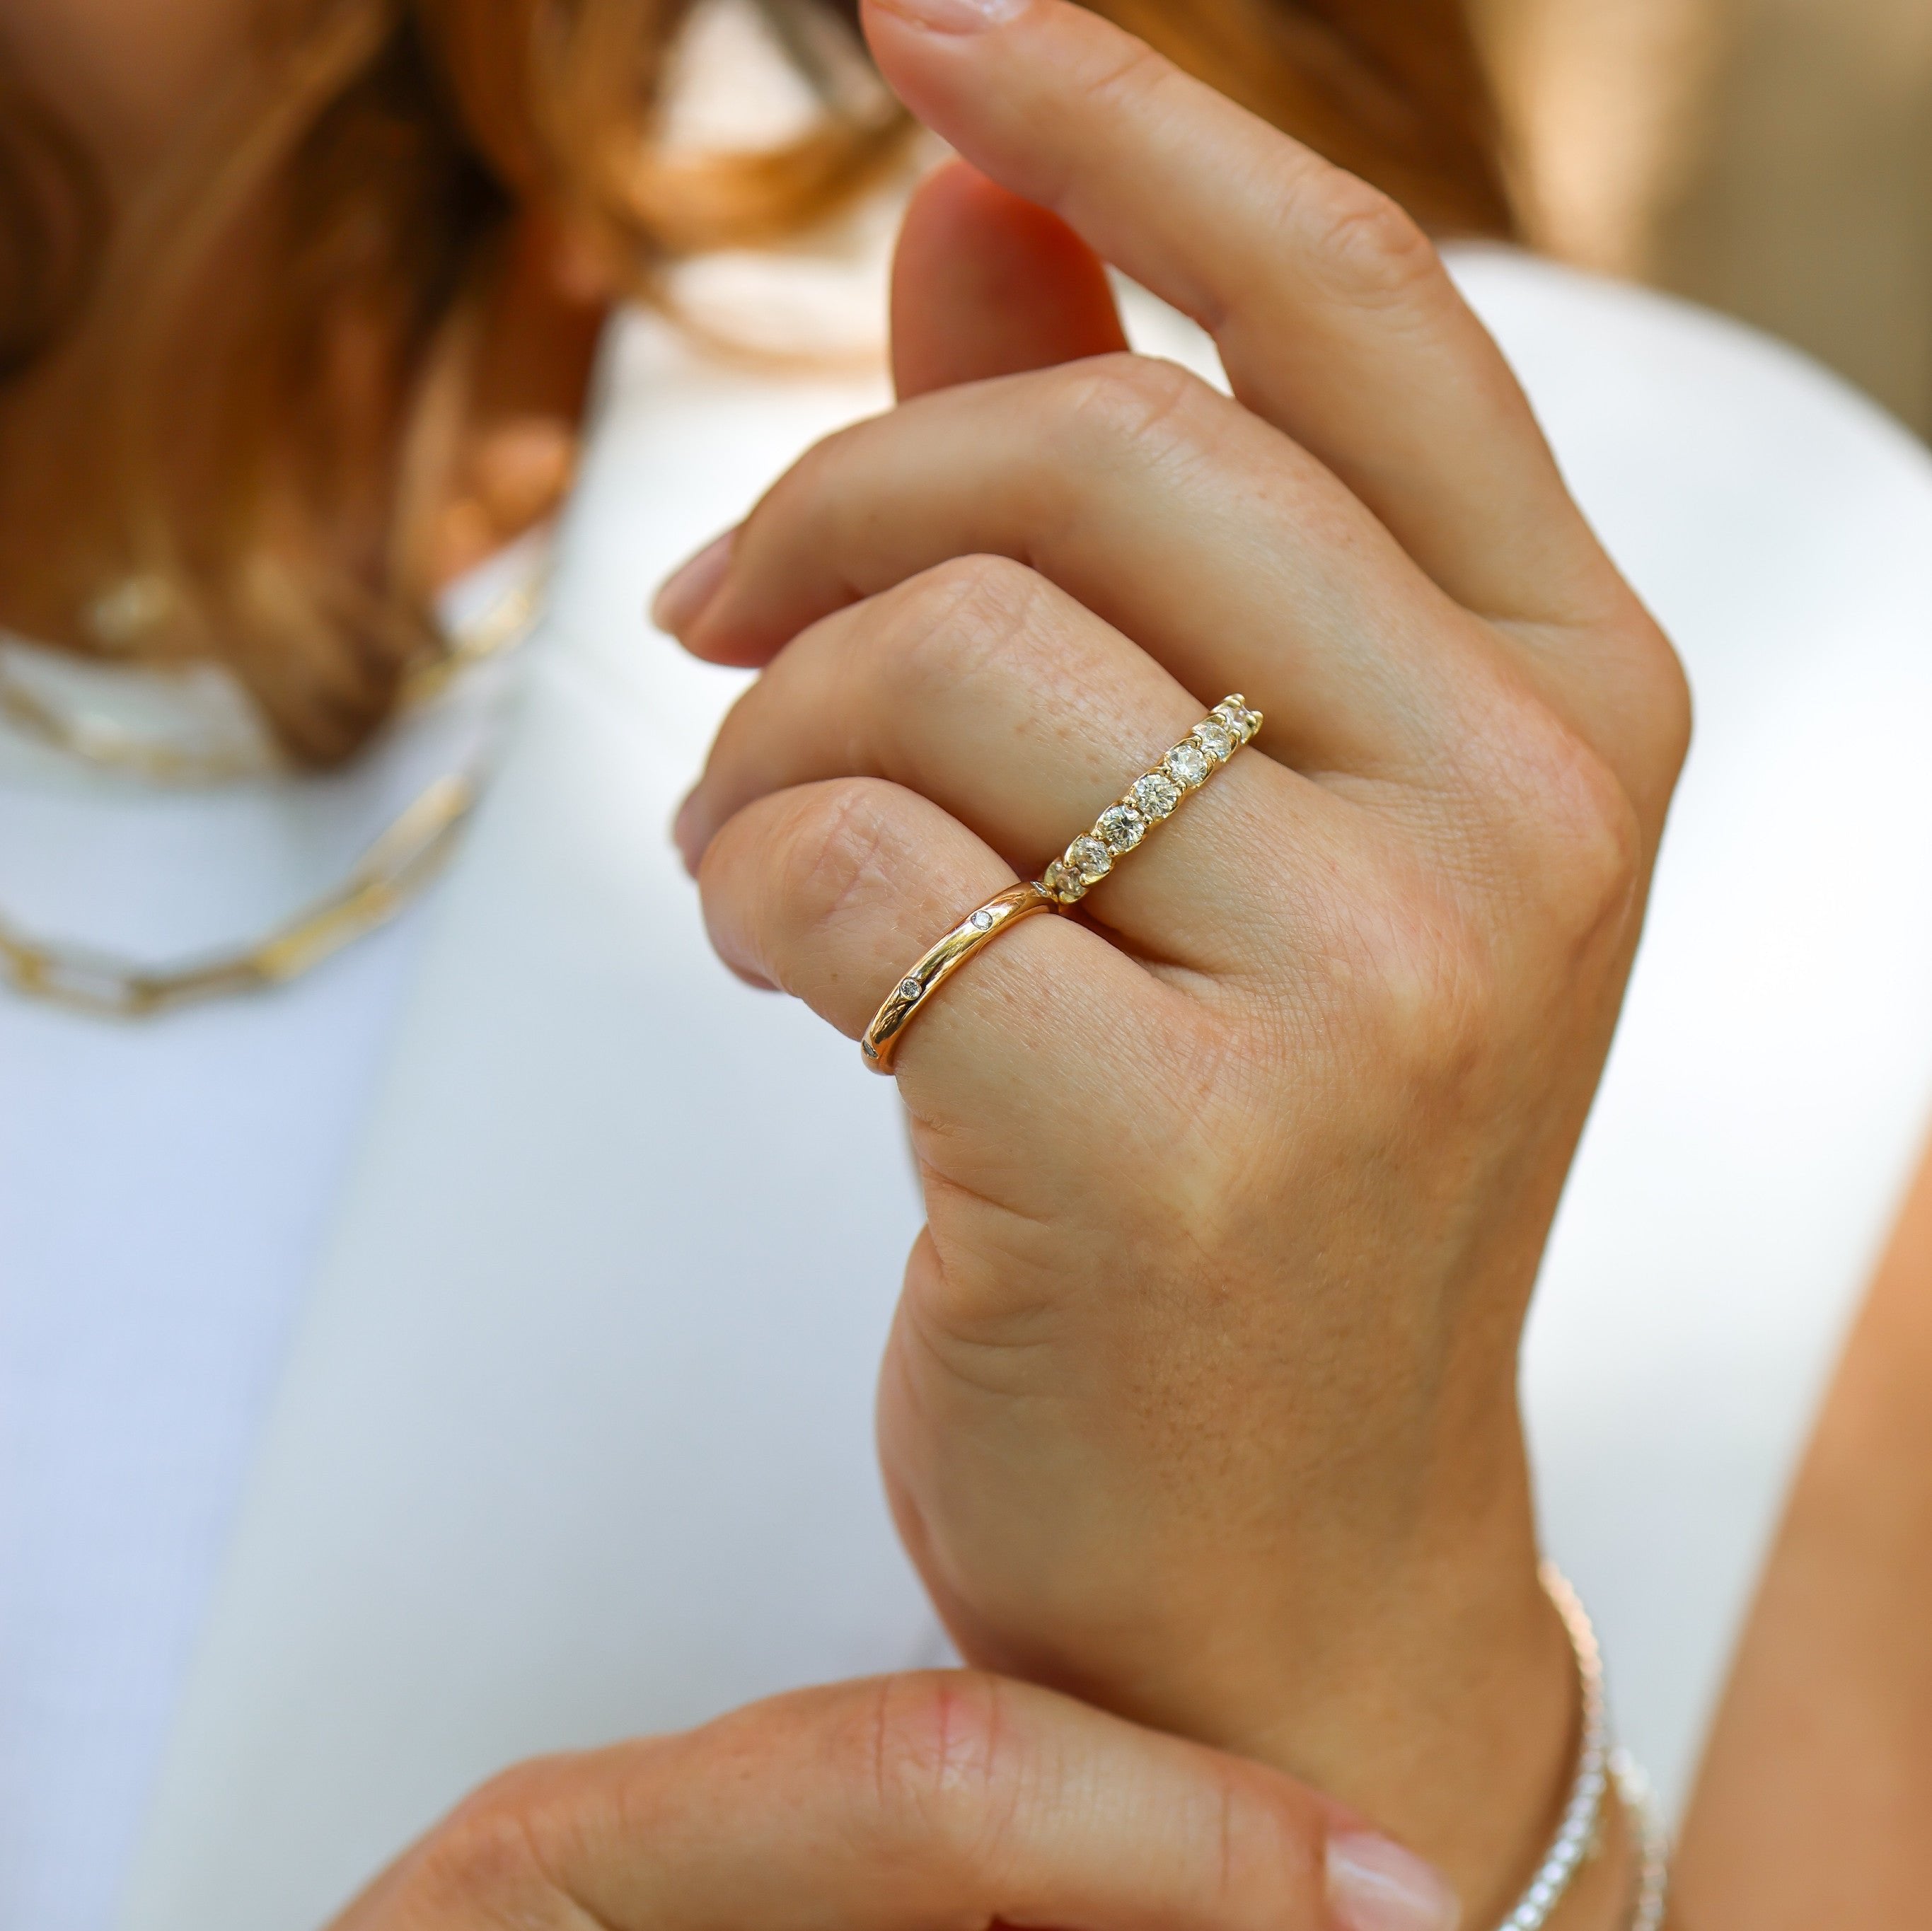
[0, 543, 539, 1931]
[0, 245, 1925, 1931]
[108, 308, 945, 1931]
[0, 922, 427, 1931]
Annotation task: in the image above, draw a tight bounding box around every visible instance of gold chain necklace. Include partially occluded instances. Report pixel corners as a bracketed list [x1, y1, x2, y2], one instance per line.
[0, 572, 543, 1018]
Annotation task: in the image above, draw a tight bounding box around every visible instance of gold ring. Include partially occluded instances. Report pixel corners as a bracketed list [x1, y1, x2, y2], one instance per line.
[860, 695, 1261, 1073]
[1038, 694, 1261, 905]
[861, 881, 1057, 1072]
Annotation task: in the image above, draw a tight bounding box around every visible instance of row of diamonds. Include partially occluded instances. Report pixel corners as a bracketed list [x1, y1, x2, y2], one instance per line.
[1041, 695, 1262, 905]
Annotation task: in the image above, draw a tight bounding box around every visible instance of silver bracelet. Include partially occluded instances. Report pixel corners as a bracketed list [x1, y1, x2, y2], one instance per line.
[1487, 1567, 1673, 1931]
[1491, 1563, 1612, 1931]
[1609, 1746, 1672, 1931]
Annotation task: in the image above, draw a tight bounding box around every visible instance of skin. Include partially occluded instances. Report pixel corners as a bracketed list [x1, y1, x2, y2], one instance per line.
[328, 1671, 1398, 1931]
[1676, 1132, 1932, 1922]
[666, 1, 1684, 1922]
[1, 0, 248, 190]
[38, 0, 1930, 1925]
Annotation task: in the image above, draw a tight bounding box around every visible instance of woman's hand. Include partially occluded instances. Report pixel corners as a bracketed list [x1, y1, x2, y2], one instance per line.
[325, 1671, 1454, 1931]
[659, 0, 1688, 1913]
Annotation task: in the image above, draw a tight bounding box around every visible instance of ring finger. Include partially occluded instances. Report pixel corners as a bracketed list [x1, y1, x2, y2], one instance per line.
[679, 555, 1351, 978]
[698, 772, 1198, 1159]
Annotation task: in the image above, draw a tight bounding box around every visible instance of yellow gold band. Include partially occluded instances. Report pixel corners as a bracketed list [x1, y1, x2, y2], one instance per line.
[861, 881, 1056, 1073]
[860, 695, 1262, 1073]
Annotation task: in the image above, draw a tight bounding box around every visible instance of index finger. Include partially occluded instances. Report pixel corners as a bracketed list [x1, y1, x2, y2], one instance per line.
[860, 0, 1618, 625]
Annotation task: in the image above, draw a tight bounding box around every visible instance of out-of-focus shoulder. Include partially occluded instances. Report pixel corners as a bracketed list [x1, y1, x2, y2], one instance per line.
[1443, 245, 1932, 625]
[1447, 244, 1932, 472]
[1486, 248, 1932, 1812]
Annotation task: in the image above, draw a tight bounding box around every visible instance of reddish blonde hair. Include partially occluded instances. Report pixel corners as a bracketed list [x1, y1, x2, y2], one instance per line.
[0, 0, 1510, 762]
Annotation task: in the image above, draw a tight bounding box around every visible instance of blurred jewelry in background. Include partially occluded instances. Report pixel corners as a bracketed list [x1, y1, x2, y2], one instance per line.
[0, 536, 546, 1015]
[1476, 0, 1932, 438]
[0, 0, 901, 1021]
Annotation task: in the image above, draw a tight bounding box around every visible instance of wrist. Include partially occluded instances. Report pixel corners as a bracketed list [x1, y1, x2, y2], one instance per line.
[1184, 1435, 1582, 1925]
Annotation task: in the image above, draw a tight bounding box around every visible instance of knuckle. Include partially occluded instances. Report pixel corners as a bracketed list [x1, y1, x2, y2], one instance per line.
[769, 777, 906, 934]
[1366, 881, 1498, 1094]
[843, 1671, 1019, 1877]
[415, 1761, 573, 1914]
[1080, 33, 1175, 118]
[1512, 717, 1648, 946]
[878, 554, 1055, 693]
[785, 412, 871, 497]
[1210, 1763, 1328, 1912]
[1635, 620, 1695, 782]
[1045, 350, 1217, 464]
[1299, 170, 1442, 308]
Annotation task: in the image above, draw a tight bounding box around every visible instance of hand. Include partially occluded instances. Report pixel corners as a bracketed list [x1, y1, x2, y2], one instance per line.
[325, 1671, 1454, 1931]
[658, 0, 1688, 1914]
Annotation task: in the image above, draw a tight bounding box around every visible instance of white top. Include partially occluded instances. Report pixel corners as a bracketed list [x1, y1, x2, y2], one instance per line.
[0, 243, 1928, 1931]
[0, 545, 542, 1928]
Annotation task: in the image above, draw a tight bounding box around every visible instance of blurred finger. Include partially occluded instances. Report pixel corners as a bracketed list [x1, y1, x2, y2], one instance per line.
[891, 158, 1128, 398]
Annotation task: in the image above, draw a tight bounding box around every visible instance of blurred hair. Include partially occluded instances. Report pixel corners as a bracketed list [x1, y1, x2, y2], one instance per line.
[0, 0, 1511, 763]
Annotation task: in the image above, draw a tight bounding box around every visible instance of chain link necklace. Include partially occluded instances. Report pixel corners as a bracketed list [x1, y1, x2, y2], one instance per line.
[0, 570, 543, 1018]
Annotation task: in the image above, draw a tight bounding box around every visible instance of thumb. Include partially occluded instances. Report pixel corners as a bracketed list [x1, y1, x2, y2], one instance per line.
[891, 158, 1128, 398]
[335, 1672, 1459, 1931]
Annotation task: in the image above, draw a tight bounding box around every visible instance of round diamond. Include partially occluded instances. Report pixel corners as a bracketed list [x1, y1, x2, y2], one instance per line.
[968, 908, 995, 931]
[1043, 857, 1084, 903]
[1192, 718, 1234, 761]
[1130, 771, 1181, 820]
[1096, 804, 1147, 854]
[898, 978, 923, 1000]
[1065, 835, 1113, 885]
[1164, 739, 1213, 789]
[1214, 699, 1260, 743]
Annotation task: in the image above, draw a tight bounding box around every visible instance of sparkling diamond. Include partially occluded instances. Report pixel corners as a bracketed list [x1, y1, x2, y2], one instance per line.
[1043, 858, 1085, 903]
[1095, 804, 1147, 854]
[1214, 698, 1260, 743]
[898, 978, 923, 999]
[968, 908, 995, 931]
[1164, 739, 1213, 789]
[1193, 718, 1234, 761]
[1130, 771, 1181, 820]
[1066, 835, 1113, 884]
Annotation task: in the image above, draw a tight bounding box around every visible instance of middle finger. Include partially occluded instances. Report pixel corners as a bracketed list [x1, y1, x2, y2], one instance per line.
[666, 354, 1483, 782]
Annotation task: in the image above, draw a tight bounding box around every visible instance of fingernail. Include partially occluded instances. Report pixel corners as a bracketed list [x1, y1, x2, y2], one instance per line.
[652, 529, 736, 635]
[672, 789, 707, 875]
[869, 0, 1030, 33]
[1326, 1831, 1460, 1931]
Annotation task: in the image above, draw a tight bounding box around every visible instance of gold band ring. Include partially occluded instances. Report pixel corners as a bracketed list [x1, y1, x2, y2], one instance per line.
[860, 695, 1261, 1074]
[860, 881, 1057, 1072]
